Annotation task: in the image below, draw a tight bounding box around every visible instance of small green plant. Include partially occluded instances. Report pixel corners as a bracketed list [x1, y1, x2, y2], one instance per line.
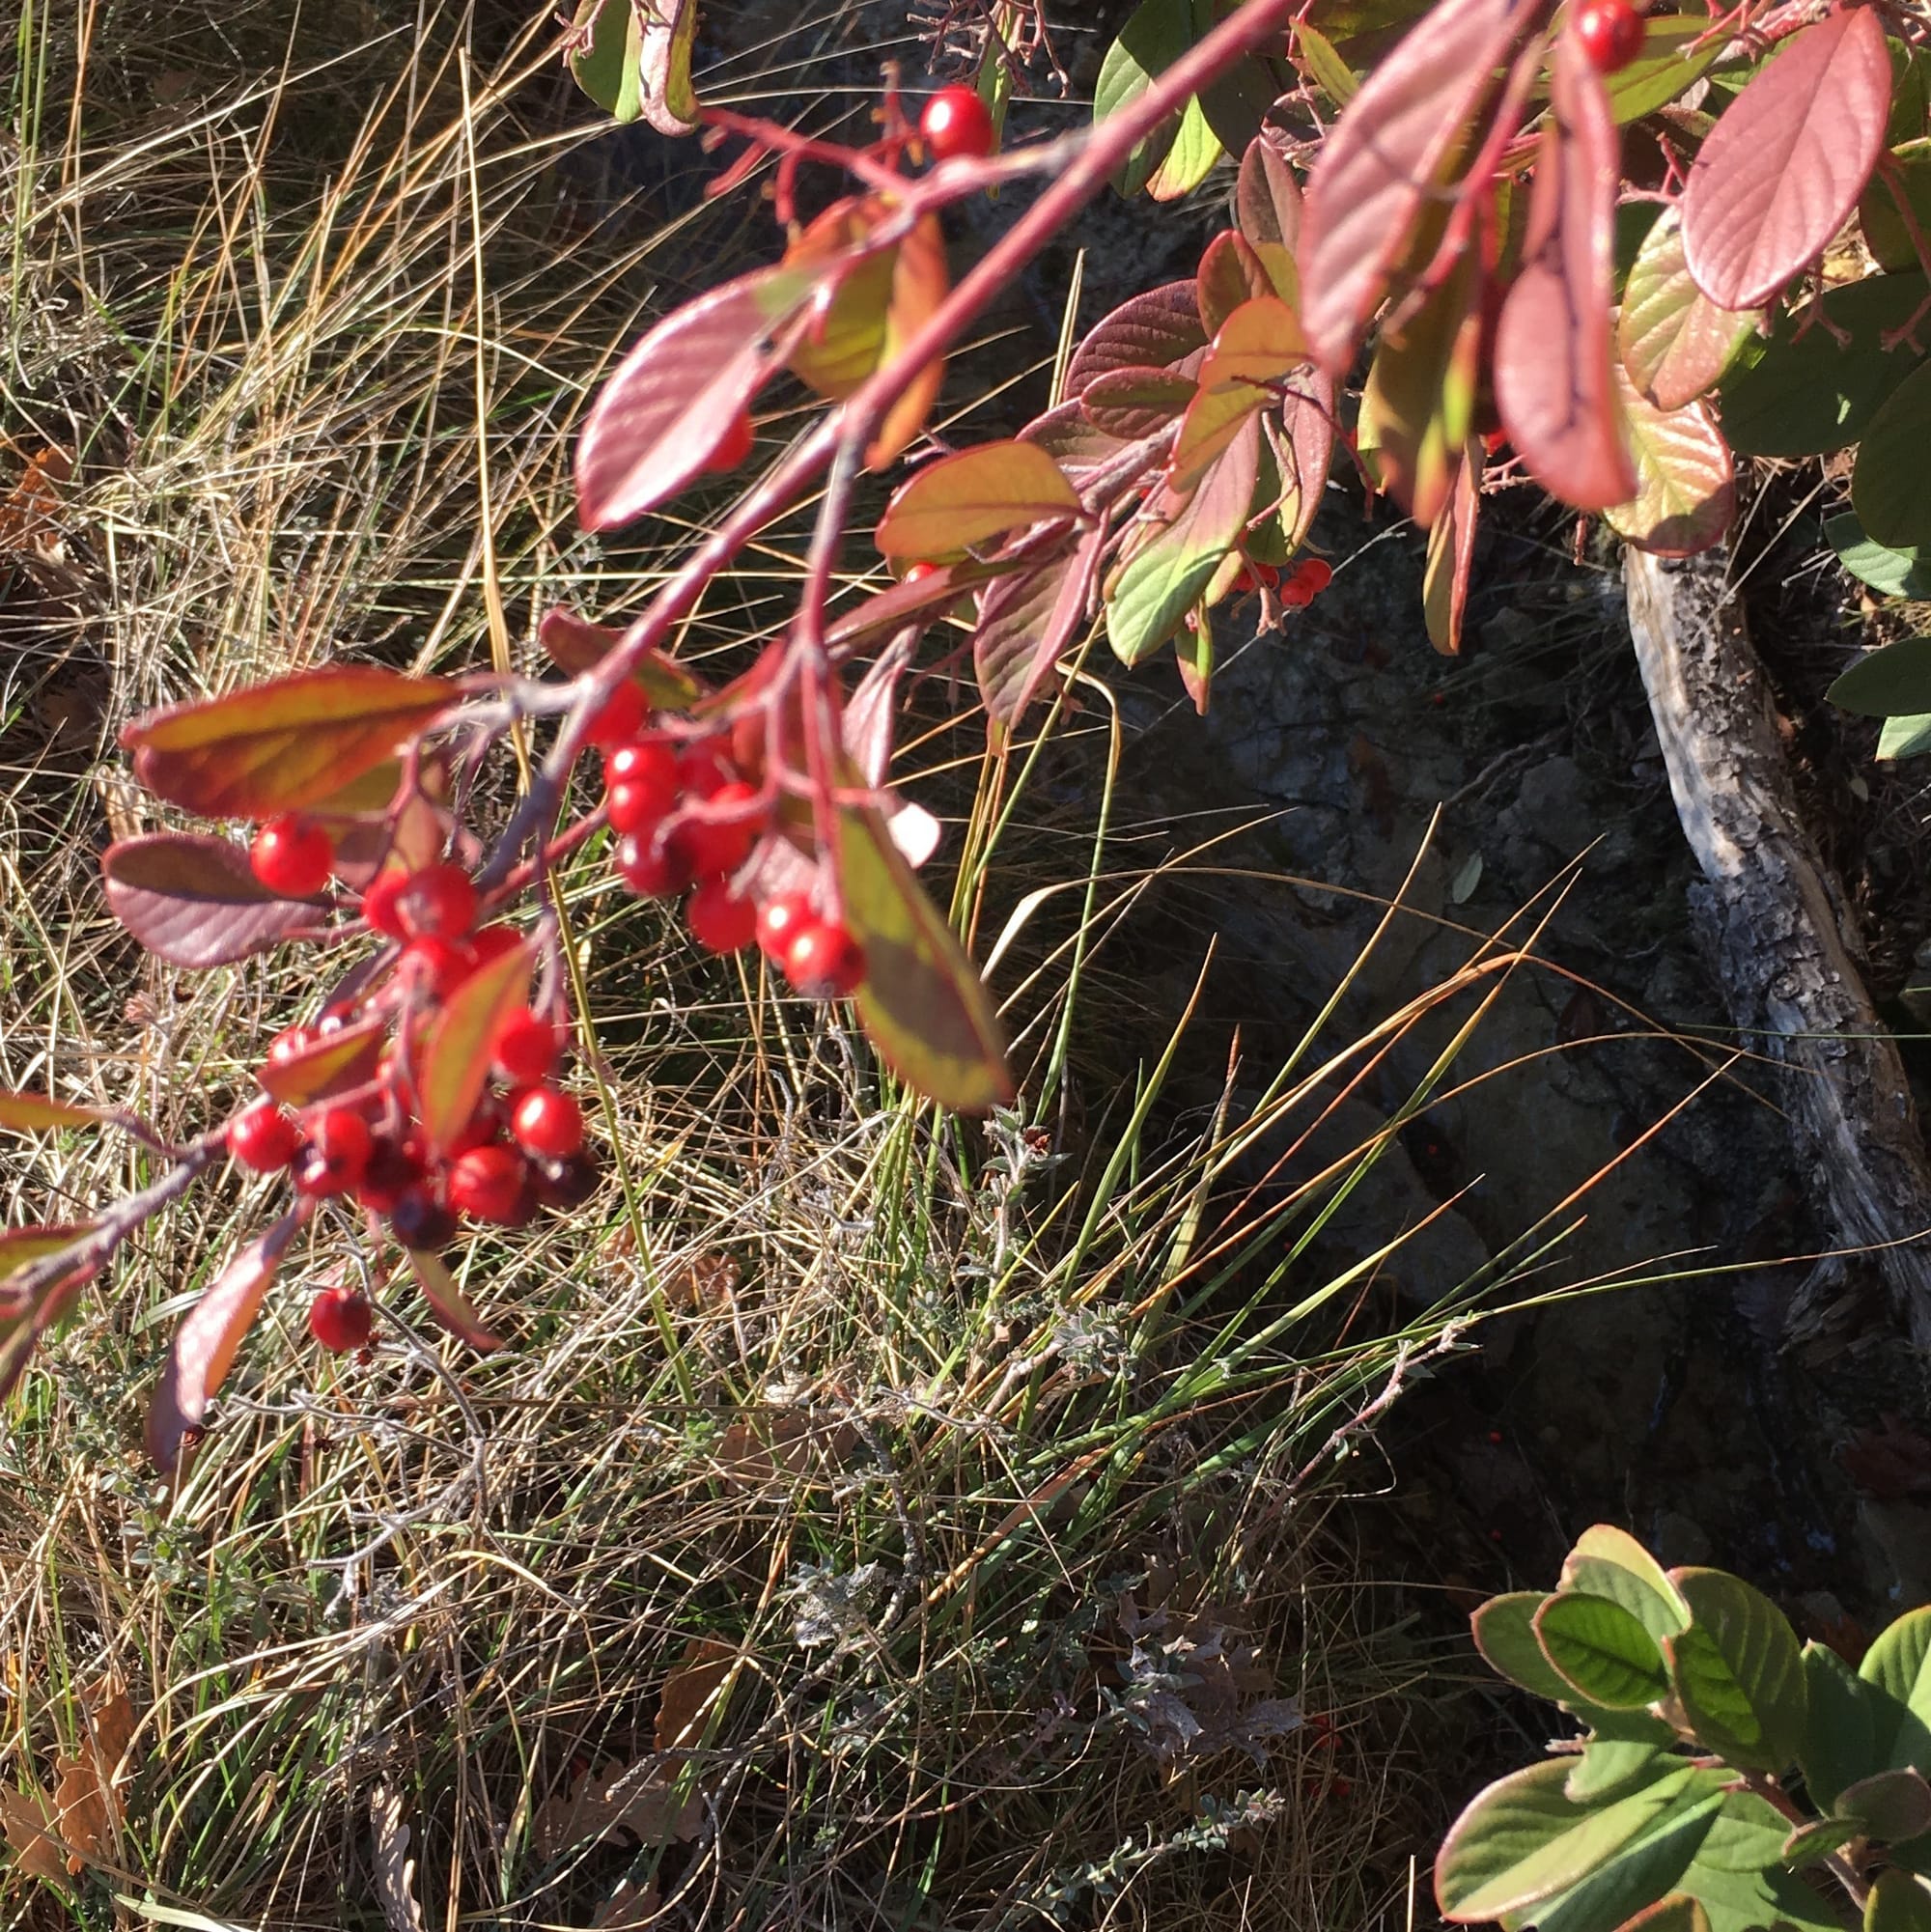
[1441, 1524, 1931, 1932]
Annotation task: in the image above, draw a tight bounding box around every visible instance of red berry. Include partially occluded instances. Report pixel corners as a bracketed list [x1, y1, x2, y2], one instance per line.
[614, 831, 691, 899]
[687, 877, 757, 954]
[675, 741, 733, 798]
[534, 1150, 599, 1211]
[267, 1024, 319, 1066]
[1574, 0, 1643, 71]
[607, 778, 672, 838]
[756, 891, 814, 959]
[511, 1085, 584, 1159]
[1294, 558, 1333, 596]
[492, 1005, 558, 1084]
[467, 923, 523, 970]
[781, 918, 865, 998]
[443, 1103, 504, 1157]
[361, 868, 409, 938]
[673, 780, 762, 881]
[356, 1133, 427, 1214]
[584, 680, 648, 749]
[402, 934, 472, 997]
[604, 737, 679, 800]
[292, 1107, 374, 1196]
[447, 1144, 534, 1224]
[920, 84, 995, 161]
[390, 1187, 458, 1252]
[703, 408, 756, 474]
[904, 561, 939, 584]
[228, 1098, 298, 1172]
[309, 1286, 374, 1353]
[250, 814, 334, 898]
[397, 862, 477, 939]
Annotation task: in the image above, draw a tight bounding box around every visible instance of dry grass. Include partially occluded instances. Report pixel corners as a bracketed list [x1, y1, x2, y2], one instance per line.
[0, 5, 1718, 1928]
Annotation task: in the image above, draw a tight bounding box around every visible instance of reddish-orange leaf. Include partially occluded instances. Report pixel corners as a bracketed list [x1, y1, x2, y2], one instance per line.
[122, 668, 456, 820]
[1606, 364, 1735, 556]
[417, 938, 534, 1155]
[874, 442, 1083, 560]
[0, 1091, 106, 1132]
[1359, 253, 1483, 528]
[406, 1246, 503, 1352]
[1169, 296, 1308, 493]
[1423, 442, 1482, 655]
[974, 523, 1106, 727]
[1680, 7, 1891, 311]
[1493, 39, 1636, 511]
[868, 211, 950, 470]
[1080, 367, 1199, 441]
[1235, 136, 1302, 306]
[256, 1014, 387, 1108]
[102, 834, 316, 968]
[147, 1213, 302, 1471]
[1276, 378, 1339, 552]
[1300, 0, 1543, 374]
[535, 608, 707, 707]
[824, 558, 1008, 654]
[1065, 282, 1208, 396]
[1197, 231, 1276, 337]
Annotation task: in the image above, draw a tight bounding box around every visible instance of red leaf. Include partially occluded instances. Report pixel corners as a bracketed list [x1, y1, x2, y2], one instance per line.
[1197, 231, 1276, 337]
[534, 608, 707, 707]
[1423, 443, 1481, 655]
[1275, 378, 1338, 551]
[1020, 399, 1131, 485]
[1080, 367, 1199, 441]
[147, 1213, 303, 1472]
[0, 1091, 108, 1132]
[1065, 282, 1208, 397]
[122, 668, 456, 820]
[823, 559, 1009, 654]
[0, 1223, 96, 1279]
[575, 264, 814, 531]
[1494, 40, 1637, 510]
[1300, 0, 1543, 374]
[974, 523, 1106, 726]
[418, 939, 535, 1156]
[102, 835, 316, 968]
[1607, 363, 1735, 556]
[1680, 8, 1891, 311]
[873, 442, 1083, 560]
[256, 1014, 387, 1107]
[1235, 136, 1303, 305]
[406, 1247, 503, 1352]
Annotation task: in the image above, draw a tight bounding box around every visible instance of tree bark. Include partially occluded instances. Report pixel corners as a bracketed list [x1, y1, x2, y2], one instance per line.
[1623, 545, 1931, 1349]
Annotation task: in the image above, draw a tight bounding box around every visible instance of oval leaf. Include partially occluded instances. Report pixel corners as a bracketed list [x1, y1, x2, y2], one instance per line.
[1829, 635, 1931, 718]
[1065, 282, 1208, 397]
[1618, 206, 1757, 411]
[1803, 1640, 1885, 1819]
[1560, 1526, 1692, 1640]
[1681, 7, 1892, 309]
[146, 1213, 303, 1472]
[534, 608, 707, 707]
[122, 668, 456, 821]
[1300, 0, 1541, 373]
[875, 442, 1082, 561]
[1607, 366, 1736, 556]
[1854, 355, 1931, 550]
[1495, 38, 1637, 510]
[1081, 366, 1199, 441]
[1828, 513, 1931, 600]
[418, 939, 535, 1156]
[1871, 1873, 1931, 1932]
[575, 264, 814, 531]
[1664, 1567, 1807, 1772]
[406, 1247, 503, 1352]
[1535, 1591, 1671, 1709]
[974, 525, 1105, 727]
[1840, 1767, 1931, 1842]
[102, 834, 317, 968]
[256, 1014, 387, 1108]
[1472, 1593, 1576, 1704]
[1198, 230, 1276, 337]
[1605, 15, 1725, 124]
[0, 1224, 96, 1280]
[1235, 136, 1303, 304]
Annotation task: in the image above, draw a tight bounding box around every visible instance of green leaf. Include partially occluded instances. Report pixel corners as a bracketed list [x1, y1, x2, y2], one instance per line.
[1828, 513, 1931, 600]
[1672, 1855, 1843, 1932]
[568, 0, 643, 122]
[121, 667, 457, 820]
[836, 798, 1014, 1116]
[1618, 206, 1757, 410]
[1720, 273, 1928, 458]
[1615, 1900, 1710, 1932]
[1096, 0, 1197, 198]
[1559, 1526, 1691, 1640]
[1436, 1761, 1709, 1923]
[1693, 1785, 1796, 1875]
[1606, 367, 1735, 557]
[1565, 1740, 1675, 1804]
[1107, 415, 1260, 664]
[1803, 1639, 1887, 1816]
[1856, 357, 1931, 549]
[1604, 15, 1725, 124]
[1840, 1767, 1931, 1841]
[1535, 1593, 1671, 1710]
[874, 442, 1083, 561]
[1529, 1789, 1727, 1932]
[1780, 1817, 1859, 1868]
[1663, 1569, 1807, 1772]
[636, 0, 698, 137]
[1871, 1873, 1931, 1932]
[1827, 636, 1931, 718]
[1474, 1593, 1579, 1703]
[1146, 93, 1223, 203]
[1861, 139, 1931, 273]
[1880, 714, 1931, 760]
[1296, 20, 1359, 105]
[1859, 1607, 1931, 1790]
[418, 939, 535, 1157]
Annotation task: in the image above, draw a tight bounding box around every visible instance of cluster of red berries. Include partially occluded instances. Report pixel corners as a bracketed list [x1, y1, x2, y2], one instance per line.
[1234, 555, 1334, 607]
[1574, 0, 1645, 71]
[586, 683, 866, 999]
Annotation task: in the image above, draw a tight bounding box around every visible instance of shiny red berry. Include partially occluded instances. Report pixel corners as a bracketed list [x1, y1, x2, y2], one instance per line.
[904, 561, 940, 584]
[607, 778, 671, 837]
[703, 408, 756, 474]
[781, 918, 865, 998]
[1574, 0, 1643, 71]
[614, 831, 690, 899]
[228, 1098, 298, 1172]
[397, 862, 477, 939]
[584, 680, 648, 749]
[293, 1107, 374, 1196]
[673, 780, 762, 881]
[920, 85, 995, 161]
[447, 1144, 534, 1224]
[402, 934, 473, 997]
[361, 868, 409, 938]
[604, 737, 679, 800]
[756, 891, 815, 959]
[675, 742, 733, 798]
[309, 1286, 374, 1353]
[250, 814, 334, 897]
[511, 1085, 584, 1159]
[356, 1133, 428, 1214]
[492, 1005, 558, 1084]
[687, 877, 758, 954]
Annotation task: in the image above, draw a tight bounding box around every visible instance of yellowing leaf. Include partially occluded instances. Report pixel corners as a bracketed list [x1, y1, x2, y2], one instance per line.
[121, 667, 456, 820]
[0, 1092, 106, 1133]
[256, 1014, 387, 1108]
[1607, 364, 1735, 556]
[0, 1224, 96, 1282]
[417, 939, 534, 1156]
[535, 607, 708, 707]
[1169, 296, 1308, 493]
[874, 442, 1083, 560]
[406, 1247, 503, 1352]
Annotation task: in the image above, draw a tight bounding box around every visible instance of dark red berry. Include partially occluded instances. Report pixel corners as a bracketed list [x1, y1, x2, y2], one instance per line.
[607, 779, 672, 838]
[511, 1085, 584, 1160]
[266, 1024, 319, 1066]
[250, 814, 334, 897]
[687, 877, 758, 953]
[228, 1098, 298, 1172]
[920, 85, 995, 161]
[309, 1286, 374, 1353]
[390, 1187, 458, 1252]
[1574, 0, 1643, 71]
[756, 891, 814, 959]
[584, 680, 648, 749]
[397, 862, 477, 939]
[672, 780, 761, 881]
[703, 408, 756, 474]
[614, 831, 690, 899]
[448, 1144, 534, 1224]
[360, 868, 409, 938]
[492, 1005, 558, 1084]
[402, 935, 473, 998]
[534, 1150, 599, 1211]
[357, 1133, 428, 1214]
[293, 1107, 374, 1197]
[781, 918, 865, 998]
